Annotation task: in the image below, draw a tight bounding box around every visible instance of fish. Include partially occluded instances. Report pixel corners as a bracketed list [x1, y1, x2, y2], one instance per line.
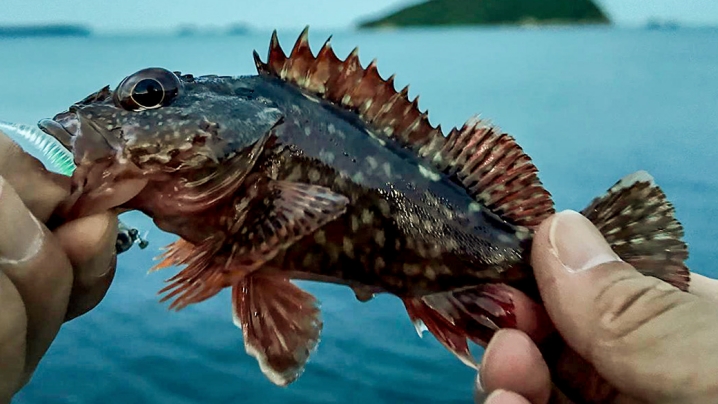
[38, 27, 690, 392]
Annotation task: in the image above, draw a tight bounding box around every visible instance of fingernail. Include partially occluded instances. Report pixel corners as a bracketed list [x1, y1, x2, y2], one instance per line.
[0, 176, 44, 264]
[483, 389, 509, 404]
[549, 210, 621, 273]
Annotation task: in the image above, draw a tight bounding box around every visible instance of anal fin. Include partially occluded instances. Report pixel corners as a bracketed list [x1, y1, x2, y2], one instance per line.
[403, 284, 518, 369]
[232, 272, 322, 387]
[582, 171, 690, 290]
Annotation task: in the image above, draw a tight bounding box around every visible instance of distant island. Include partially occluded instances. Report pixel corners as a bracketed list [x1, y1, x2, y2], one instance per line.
[0, 24, 91, 38]
[175, 22, 251, 37]
[358, 0, 611, 28]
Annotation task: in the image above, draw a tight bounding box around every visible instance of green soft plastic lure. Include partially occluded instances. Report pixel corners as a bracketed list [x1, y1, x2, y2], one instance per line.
[0, 121, 149, 253]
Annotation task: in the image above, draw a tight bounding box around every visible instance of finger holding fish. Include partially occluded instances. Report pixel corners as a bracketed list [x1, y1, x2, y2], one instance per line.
[0, 128, 121, 398]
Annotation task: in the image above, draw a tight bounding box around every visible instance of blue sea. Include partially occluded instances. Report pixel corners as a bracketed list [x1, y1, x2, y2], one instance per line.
[1, 26, 717, 403]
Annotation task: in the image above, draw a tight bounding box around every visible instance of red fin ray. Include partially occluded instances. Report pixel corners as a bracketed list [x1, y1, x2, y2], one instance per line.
[153, 236, 229, 310]
[233, 273, 322, 387]
[404, 298, 476, 368]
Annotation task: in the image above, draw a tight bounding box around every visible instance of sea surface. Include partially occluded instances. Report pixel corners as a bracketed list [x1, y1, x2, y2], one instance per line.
[1, 26, 717, 404]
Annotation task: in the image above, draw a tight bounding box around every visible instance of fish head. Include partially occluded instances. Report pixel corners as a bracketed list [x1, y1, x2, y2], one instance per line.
[39, 67, 283, 219]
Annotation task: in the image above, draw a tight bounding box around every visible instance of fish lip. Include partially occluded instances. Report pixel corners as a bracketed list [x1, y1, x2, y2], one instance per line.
[38, 117, 74, 149]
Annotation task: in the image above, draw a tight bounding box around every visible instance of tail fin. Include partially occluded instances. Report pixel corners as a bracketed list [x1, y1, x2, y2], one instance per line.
[405, 170, 690, 367]
[580, 170, 689, 290]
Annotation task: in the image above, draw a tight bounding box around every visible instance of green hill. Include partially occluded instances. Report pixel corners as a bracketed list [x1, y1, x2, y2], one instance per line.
[358, 0, 610, 28]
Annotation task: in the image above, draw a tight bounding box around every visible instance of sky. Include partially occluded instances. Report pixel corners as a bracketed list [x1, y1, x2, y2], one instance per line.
[1, 0, 717, 32]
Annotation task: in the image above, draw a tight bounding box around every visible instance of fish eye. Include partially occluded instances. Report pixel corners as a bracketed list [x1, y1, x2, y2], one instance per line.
[114, 67, 182, 111]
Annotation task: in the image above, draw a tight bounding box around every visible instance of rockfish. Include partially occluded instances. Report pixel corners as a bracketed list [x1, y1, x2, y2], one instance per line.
[38, 28, 689, 394]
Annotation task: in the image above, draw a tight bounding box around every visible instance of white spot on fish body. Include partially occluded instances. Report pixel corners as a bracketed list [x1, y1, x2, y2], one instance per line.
[419, 165, 441, 181]
[404, 263, 421, 276]
[319, 150, 335, 163]
[422, 219, 434, 232]
[308, 169, 321, 182]
[304, 127, 312, 136]
[343, 237, 355, 258]
[382, 162, 393, 178]
[374, 230, 385, 247]
[361, 210, 374, 224]
[429, 244, 442, 258]
[366, 156, 378, 170]
[313, 230, 326, 245]
[352, 172, 365, 184]
[366, 129, 387, 146]
[469, 202, 482, 213]
[286, 166, 303, 182]
[378, 200, 391, 216]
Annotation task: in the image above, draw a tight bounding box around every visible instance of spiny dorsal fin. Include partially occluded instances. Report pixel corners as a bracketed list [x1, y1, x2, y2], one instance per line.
[254, 27, 554, 229]
[253, 26, 444, 156]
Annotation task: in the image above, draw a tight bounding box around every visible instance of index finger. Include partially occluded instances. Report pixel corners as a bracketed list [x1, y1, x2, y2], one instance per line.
[0, 130, 70, 222]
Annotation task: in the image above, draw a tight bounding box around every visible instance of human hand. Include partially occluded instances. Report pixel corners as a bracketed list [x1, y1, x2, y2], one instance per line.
[0, 131, 119, 401]
[475, 210, 718, 404]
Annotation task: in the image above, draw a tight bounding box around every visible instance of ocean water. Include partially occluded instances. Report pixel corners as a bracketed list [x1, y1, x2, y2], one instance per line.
[1, 26, 717, 403]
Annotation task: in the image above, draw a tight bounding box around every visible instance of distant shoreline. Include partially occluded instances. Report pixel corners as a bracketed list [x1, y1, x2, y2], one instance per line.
[0, 24, 92, 38]
[0, 23, 253, 38]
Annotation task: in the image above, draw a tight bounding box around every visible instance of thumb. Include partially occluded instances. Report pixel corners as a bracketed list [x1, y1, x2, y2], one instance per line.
[531, 210, 718, 403]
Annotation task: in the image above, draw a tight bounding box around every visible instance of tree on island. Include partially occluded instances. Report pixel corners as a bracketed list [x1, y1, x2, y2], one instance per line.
[358, 0, 610, 28]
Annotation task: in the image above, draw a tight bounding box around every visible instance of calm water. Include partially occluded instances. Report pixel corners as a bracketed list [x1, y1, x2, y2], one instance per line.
[2, 26, 717, 403]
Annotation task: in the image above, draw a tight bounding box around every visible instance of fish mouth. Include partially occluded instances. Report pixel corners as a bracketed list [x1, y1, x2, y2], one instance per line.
[38, 112, 77, 150]
[38, 111, 148, 219]
[38, 111, 120, 162]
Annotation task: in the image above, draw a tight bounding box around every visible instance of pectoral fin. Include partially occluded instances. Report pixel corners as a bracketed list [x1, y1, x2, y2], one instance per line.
[232, 273, 322, 386]
[152, 181, 348, 311]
